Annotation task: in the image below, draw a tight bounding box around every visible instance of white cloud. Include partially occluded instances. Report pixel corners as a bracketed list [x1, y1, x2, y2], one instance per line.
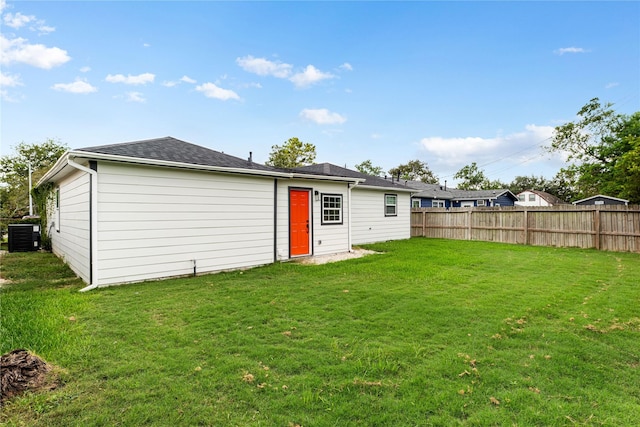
[3, 12, 34, 28]
[37, 25, 55, 34]
[236, 55, 292, 78]
[105, 73, 155, 85]
[51, 78, 97, 94]
[239, 81, 262, 89]
[0, 70, 23, 102]
[554, 47, 588, 55]
[290, 65, 335, 88]
[125, 92, 145, 103]
[196, 82, 240, 101]
[300, 108, 346, 125]
[0, 35, 70, 69]
[80, 66, 91, 73]
[605, 82, 619, 89]
[0, 71, 22, 87]
[0, 0, 7, 14]
[339, 62, 353, 71]
[2, 10, 54, 34]
[419, 124, 555, 169]
[163, 76, 195, 87]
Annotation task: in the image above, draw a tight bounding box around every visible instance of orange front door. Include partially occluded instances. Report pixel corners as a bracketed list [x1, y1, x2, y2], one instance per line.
[289, 189, 310, 256]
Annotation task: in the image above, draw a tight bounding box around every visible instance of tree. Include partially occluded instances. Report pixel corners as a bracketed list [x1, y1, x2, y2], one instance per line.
[546, 169, 579, 202]
[507, 175, 550, 195]
[388, 160, 438, 183]
[453, 162, 489, 190]
[547, 98, 639, 202]
[613, 113, 640, 203]
[1, 139, 68, 218]
[265, 137, 316, 168]
[354, 160, 384, 176]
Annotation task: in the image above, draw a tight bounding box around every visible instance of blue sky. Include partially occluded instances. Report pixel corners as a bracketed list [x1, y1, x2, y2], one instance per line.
[2, 1, 639, 185]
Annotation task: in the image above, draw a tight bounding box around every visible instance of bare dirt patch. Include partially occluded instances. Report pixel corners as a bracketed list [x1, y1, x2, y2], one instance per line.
[1, 349, 61, 403]
[295, 248, 379, 265]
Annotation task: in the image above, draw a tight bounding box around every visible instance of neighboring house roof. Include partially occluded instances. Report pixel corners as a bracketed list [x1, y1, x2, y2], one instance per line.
[449, 189, 517, 201]
[294, 163, 414, 191]
[518, 190, 567, 205]
[77, 136, 278, 172]
[407, 180, 517, 202]
[572, 194, 629, 205]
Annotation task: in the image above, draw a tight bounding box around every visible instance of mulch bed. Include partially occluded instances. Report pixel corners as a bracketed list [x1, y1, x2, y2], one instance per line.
[1, 349, 59, 403]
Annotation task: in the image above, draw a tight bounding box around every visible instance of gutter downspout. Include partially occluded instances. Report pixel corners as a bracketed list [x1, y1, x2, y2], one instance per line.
[67, 157, 99, 292]
[347, 181, 359, 252]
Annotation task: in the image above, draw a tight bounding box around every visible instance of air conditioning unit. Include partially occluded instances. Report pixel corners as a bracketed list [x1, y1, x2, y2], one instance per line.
[8, 224, 41, 252]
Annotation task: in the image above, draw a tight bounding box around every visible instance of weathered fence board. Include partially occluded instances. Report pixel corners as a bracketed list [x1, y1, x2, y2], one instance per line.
[411, 205, 640, 253]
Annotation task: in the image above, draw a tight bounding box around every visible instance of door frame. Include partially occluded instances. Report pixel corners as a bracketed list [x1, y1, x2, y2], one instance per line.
[288, 187, 313, 258]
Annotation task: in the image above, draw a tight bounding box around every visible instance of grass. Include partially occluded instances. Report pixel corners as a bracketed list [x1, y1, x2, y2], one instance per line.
[1, 239, 639, 426]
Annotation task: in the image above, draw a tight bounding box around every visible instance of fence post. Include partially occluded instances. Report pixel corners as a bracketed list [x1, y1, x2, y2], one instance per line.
[467, 208, 472, 240]
[594, 206, 601, 250]
[523, 209, 528, 245]
[422, 210, 426, 237]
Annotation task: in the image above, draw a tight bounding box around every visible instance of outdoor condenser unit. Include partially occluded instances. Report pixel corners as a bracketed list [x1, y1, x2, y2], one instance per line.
[8, 223, 41, 253]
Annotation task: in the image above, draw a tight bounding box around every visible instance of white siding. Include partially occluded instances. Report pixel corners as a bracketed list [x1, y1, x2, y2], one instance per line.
[275, 179, 350, 260]
[96, 162, 275, 286]
[351, 189, 410, 244]
[515, 191, 551, 207]
[50, 169, 91, 283]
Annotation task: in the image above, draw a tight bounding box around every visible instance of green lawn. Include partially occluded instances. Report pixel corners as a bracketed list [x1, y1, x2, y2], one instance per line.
[1, 239, 639, 426]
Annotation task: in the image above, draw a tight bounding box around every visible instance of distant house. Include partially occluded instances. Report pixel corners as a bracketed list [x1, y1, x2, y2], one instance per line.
[408, 181, 517, 208]
[37, 137, 413, 289]
[515, 190, 567, 207]
[573, 195, 629, 206]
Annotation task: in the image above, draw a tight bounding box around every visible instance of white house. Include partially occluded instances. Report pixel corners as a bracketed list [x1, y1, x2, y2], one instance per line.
[38, 137, 413, 289]
[293, 163, 413, 244]
[515, 190, 567, 207]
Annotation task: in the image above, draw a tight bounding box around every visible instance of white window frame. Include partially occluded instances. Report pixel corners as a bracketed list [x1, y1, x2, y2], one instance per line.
[385, 194, 398, 217]
[529, 194, 536, 201]
[411, 199, 421, 208]
[55, 187, 60, 232]
[477, 200, 486, 206]
[321, 193, 343, 225]
[432, 200, 445, 208]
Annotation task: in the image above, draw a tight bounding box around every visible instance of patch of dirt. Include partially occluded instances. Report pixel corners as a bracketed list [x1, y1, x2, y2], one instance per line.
[1, 349, 60, 403]
[295, 248, 379, 265]
[0, 250, 9, 287]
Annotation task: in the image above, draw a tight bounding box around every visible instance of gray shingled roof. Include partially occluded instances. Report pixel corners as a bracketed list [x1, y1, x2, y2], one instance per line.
[294, 163, 414, 190]
[406, 179, 516, 201]
[528, 190, 568, 205]
[450, 189, 516, 200]
[77, 136, 278, 172]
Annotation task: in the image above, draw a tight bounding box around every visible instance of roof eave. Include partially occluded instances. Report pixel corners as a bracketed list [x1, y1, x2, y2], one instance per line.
[73, 150, 295, 178]
[357, 184, 415, 192]
[290, 172, 365, 183]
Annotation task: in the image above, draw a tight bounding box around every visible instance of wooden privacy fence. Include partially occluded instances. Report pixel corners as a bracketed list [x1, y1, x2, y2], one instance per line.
[411, 205, 640, 253]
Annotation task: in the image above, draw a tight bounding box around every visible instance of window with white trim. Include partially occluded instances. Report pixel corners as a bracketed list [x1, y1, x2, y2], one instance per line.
[321, 194, 343, 224]
[55, 188, 60, 232]
[432, 200, 445, 208]
[477, 200, 486, 206]
[385, 194, 397, 216]
[412, 199, 420, 208]
[529, 194, 536, 201]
